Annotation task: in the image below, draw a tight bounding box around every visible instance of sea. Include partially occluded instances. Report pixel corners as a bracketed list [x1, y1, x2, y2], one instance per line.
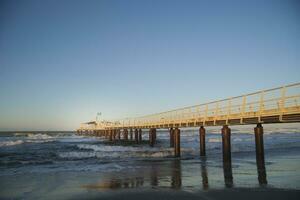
[0, 123, 300, 199]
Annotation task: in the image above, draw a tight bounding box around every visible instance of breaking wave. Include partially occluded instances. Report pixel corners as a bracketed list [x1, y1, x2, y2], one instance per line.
[0, 140, 24, 147]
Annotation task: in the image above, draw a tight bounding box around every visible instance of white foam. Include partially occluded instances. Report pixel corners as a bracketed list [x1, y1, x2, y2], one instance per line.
[27, 133, 54, 140]
[0, 140, 23, 147]
[208, 138, 222, 143]
[77, 144, 143, 152]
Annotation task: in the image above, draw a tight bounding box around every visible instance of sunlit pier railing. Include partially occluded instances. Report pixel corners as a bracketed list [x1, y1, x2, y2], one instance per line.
[79, 83, 300, 130]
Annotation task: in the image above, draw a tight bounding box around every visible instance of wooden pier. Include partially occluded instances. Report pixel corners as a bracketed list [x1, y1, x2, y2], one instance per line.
[77, 83, 300, 184]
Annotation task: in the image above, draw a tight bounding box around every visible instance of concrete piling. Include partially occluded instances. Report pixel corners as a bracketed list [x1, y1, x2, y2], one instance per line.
[221, 125, 231, 163]
[109, 130, 113, 141]
[221, 125, 233, 187]
[117, 129, 121, 140]
[254, 123, 267, 185]
[138, 129, 142, 143]
[149, 128, 156, 147]
[124, 129, 128, 140]
[174, 128, 180, 157]
[170, 128, 174, 147]
[135, 129, 139, 144]
[130, 129, 133, 140]
[199, 126, 206, 156]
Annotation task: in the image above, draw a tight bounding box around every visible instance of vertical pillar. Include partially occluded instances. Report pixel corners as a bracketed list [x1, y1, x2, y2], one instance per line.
[138, 129, 142, 143]
[222, 125, 231, 163]
[149, 128, 156, 147]
[124, 129, 128, 140]
[254, 123, 267, 185]
[174, 128, 180, 157]
[221, 125, 233, 187]
[170, 128, 174, 147]
[149, 129, 153, 146]
[130, 129, 133, 140]
[109, 130, 113, 141]
[134, 129, 139, 144]
[117, 129, 121, 140]
[199, 126, 206, 156]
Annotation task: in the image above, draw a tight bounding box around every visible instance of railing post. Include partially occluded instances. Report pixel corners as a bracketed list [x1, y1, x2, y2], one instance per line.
[280, 86, 286, 121]
[240, 96, 246, 124]
[259, 91, 264, 122]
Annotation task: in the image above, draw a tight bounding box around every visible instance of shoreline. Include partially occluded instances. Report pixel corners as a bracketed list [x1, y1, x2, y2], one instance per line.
[72, 187, 300, 200]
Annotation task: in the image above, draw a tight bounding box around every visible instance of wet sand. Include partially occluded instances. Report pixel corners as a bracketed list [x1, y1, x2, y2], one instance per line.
[72, 188, 300, 200]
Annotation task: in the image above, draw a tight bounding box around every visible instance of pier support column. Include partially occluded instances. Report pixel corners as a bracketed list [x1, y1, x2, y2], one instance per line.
[174, 128, 181, 157]
[222, 125, 231, 163]
[135, 129, 139, 144]
[138, 129, 142, 143]
[124, 129, 128, 141]
[109, 130, 113, 141]
[254, 123, 267, 185]
[117, 129, 121, 140]
[130, 129, 133, 140]
[112, 130, 115, 141]
[221, 125, 233, 187]
[199, 126, 206, 156]
[149, 128, 156, 147]
[169, 128, 174, 147]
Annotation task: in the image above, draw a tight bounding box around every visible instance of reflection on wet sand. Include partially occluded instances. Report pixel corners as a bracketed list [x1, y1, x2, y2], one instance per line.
[200, 157, 209, 190]
[256, 154, 267, 185]
[83, 156, 268, 191]
[223, 160, 233, 188]
[171, 159, 182, 189]
[83, 177, 144, 190]
[150, 164, 159, 187]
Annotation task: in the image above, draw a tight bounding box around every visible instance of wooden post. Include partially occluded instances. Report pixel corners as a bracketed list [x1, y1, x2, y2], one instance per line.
[199, 126, 206, 156]
[174, 128, 180, 157]
[170, 128, 174, 147]
[113, 129, 116, 141]
[109, 130, 113, 141]
[130, 129, 133, 140]
[149, 129, 153, 147]
[117, 129, 121, 140]
[149, 128, 156, 147]
[221, 125, 233, 187]
[222, 125, 231, 163]
[254, 123, 267, 185]
[138, 129, 142, 143]
[135, 129, 139, 144]
[124, 129, 128, 140]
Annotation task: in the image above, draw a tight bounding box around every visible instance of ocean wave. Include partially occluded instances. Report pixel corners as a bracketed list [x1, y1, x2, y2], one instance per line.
[0, 140, 24, 147]
[27, 133, 54, 140]
[77, 144, 143, 152]
[208, 138, 222, 143]
[58, 148, 195, 160]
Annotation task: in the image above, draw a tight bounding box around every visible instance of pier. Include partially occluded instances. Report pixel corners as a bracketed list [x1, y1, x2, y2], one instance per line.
[77, 83, 300, 184]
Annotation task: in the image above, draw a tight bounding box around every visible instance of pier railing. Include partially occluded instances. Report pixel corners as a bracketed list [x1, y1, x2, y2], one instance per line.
[79, 83, 300, 130]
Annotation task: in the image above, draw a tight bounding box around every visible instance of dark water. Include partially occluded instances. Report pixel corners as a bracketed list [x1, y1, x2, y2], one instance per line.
[0, 124, 300, 199]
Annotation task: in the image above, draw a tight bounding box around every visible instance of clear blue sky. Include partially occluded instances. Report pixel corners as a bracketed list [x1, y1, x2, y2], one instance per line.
[0, 0, 299, 131]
